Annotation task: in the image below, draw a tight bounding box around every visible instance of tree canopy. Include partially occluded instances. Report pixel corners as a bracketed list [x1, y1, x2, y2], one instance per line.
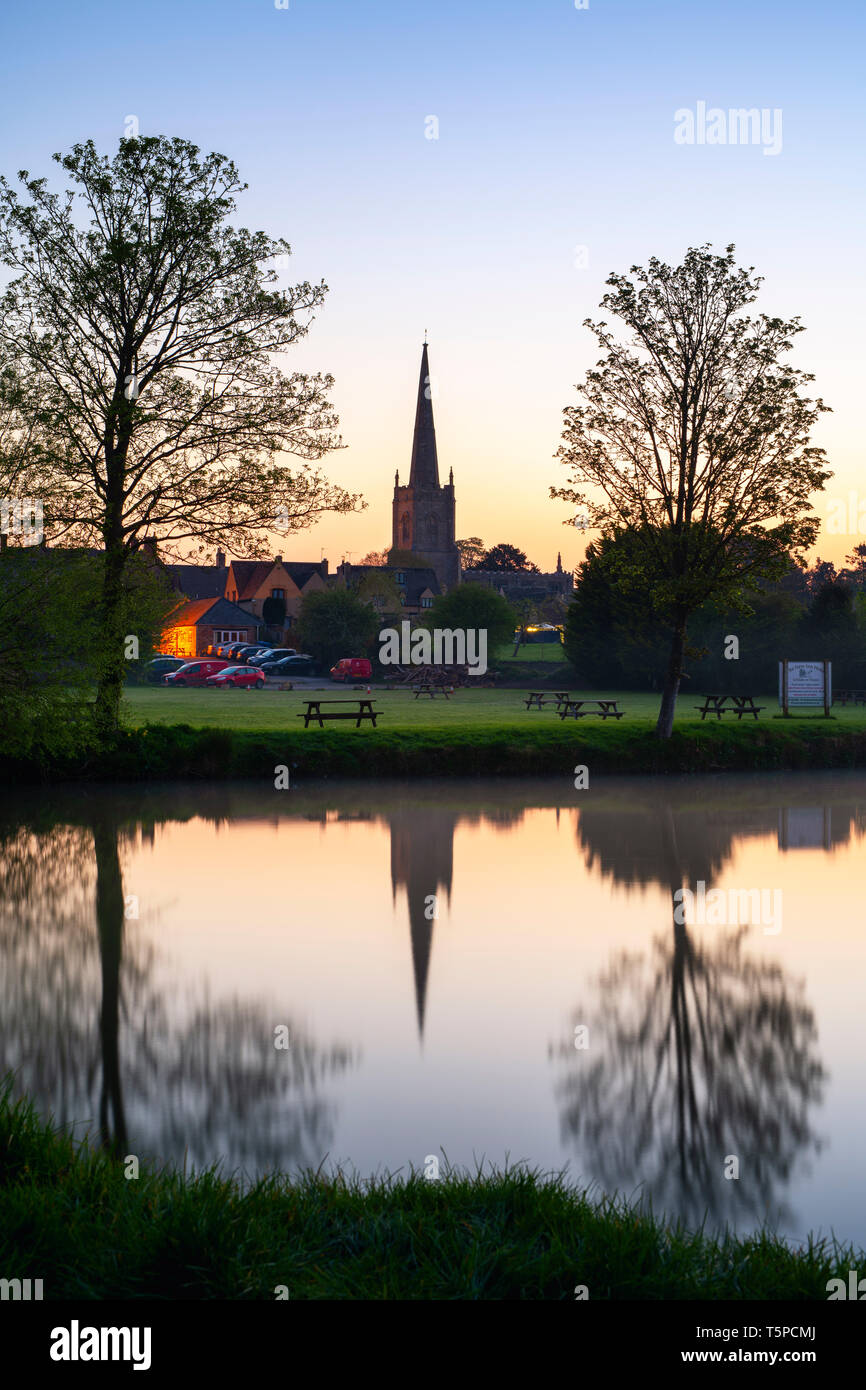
[0, 135, 363, 730]
[477, 543, 538, 572]
[553, 244, 831, 736]
[295, 587, 379, 669]
[419, 582, 517, 652]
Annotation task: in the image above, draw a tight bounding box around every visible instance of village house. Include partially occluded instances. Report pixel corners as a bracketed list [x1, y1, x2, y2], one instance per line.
[334, 561, 440, 618]
[159, 596, 261, 658]
[224, 555, 329, 638]
[162, 551, 330, 645]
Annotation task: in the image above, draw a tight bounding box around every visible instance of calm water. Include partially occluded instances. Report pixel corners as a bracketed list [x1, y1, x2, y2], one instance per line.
[3, 772, 865, 1248]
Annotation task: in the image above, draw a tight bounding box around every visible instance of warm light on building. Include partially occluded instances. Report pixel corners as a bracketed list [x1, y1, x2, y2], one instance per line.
[160, 623, 197, 658]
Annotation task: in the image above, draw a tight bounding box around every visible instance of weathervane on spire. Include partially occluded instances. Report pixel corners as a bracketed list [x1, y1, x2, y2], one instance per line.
[423, 328, 428, 345]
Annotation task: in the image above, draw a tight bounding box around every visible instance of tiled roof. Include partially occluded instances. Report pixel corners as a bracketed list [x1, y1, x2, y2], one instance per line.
[228, 560, 274, 600]
[166, 564, 227, 600]
[284, 561, 328, 588]
[395, 567, 441, 603]
[166, 597, 261, 628]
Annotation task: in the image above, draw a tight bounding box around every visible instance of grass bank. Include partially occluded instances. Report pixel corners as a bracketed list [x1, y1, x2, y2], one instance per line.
[0, 1083, 855, 1300]
[5, 713, 866, 783]
[3, 688, 866, 782]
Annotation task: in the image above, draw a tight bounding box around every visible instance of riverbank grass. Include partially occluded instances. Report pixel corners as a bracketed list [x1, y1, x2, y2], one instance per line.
[0, 1083, 857, 1300]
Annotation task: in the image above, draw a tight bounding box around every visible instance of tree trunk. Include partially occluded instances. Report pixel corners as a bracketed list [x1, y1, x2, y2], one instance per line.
[94, 527, 128, 740]
[655, 617, 687, 739]
[93, 813, 129, 1156]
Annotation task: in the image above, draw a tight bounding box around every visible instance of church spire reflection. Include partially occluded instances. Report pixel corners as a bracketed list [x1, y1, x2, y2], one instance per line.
[389, 807, 455, 1038]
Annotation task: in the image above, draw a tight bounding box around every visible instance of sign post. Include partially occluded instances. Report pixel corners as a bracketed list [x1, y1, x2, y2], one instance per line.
[779, 660, 832, 716]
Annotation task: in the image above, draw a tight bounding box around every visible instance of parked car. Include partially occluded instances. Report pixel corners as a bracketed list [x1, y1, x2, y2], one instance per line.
[145, 656, 187, 683]
[236, 643, 273, 663]
[257, 647, 298, 666]
[265, 654, 316, 676]
[163, 659, 230, 687]
[206, 665, 266, 690]
[330, 657, 373, 682]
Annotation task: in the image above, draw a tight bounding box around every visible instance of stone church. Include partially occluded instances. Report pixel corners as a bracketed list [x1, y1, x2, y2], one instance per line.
[391, 341, 461, 592]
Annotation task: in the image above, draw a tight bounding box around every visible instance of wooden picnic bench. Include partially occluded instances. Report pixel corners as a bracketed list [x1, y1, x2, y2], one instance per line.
[558, 699, 624, 720]
[412, 682, 453, 698]
[694, 694, 764, 721]
[297, 698, 381, 728]
[524, 690, 572, 710]
[835, 689, 866, 706]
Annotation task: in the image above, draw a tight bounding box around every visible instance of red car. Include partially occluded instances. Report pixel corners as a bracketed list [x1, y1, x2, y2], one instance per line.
[163, 659, 229, 687]
[206, 665, 266, 690]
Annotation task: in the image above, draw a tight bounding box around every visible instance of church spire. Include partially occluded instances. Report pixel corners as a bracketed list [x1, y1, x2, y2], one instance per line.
[408, 341, 440, 488]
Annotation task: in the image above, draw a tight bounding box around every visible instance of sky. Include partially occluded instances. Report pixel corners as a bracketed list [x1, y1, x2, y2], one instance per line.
[0, 0, 863, 570]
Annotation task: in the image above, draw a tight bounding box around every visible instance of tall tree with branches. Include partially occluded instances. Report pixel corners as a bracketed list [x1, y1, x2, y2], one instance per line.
[552, 244, 831, 737]
[0, 136, 363, 732]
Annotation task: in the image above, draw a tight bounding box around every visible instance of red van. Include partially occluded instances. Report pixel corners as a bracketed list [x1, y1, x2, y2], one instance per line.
[163, 659, 230, 687]
[330, 657, 373, 683]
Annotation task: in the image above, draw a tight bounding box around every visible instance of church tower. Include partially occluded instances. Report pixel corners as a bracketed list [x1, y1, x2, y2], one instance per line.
[392, 341, 461, 592]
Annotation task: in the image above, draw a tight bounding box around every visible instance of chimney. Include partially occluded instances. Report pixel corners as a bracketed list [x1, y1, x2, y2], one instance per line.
[216, 550, 225, 569]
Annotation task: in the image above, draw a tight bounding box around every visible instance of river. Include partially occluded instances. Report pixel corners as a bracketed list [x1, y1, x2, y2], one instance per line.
[2, 771, 864, 1247]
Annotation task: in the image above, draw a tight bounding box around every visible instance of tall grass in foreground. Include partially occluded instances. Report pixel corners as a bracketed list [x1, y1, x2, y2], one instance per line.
[0, 1081, 859, 1300]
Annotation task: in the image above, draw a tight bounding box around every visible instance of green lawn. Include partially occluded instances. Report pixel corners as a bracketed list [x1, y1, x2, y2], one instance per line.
[123, 685, 866, 733]
[494, 641, 566, 661]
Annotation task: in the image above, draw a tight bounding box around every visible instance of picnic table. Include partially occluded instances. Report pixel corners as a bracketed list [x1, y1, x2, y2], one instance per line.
[558, 699, 624, 720]
[694, 694, 764, 721]
[412, 682, 453, 698]
[835, 689, 866, 706]
[524, 690, 572, 710]
[297, 698, 380, 728]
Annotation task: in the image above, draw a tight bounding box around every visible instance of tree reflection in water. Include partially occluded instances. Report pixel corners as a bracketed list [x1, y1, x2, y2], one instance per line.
[0, 808, 354, 1176]
[553, 792, 828, 1231]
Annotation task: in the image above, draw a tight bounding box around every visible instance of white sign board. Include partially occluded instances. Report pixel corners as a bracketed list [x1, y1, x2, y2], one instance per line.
[779, 660, 831, 708]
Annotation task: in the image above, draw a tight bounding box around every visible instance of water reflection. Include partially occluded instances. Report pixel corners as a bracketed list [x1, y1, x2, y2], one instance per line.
[553, 919, 825, 1228]
[552, 784, 833, 1227]
[0, 799, 354, 1174]
[1, 774, 863, 1237]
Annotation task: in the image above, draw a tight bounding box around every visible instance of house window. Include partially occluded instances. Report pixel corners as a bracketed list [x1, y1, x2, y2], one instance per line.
[395, 571, 405, 584]
[271, 588, 285, 599]
[213, 629, 246, 644]
[399, 591, 406, 605]
[421, 595, 433, 609]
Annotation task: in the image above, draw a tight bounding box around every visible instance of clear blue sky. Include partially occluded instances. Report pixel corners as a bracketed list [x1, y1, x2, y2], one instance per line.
[1, 0, 863, 566]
